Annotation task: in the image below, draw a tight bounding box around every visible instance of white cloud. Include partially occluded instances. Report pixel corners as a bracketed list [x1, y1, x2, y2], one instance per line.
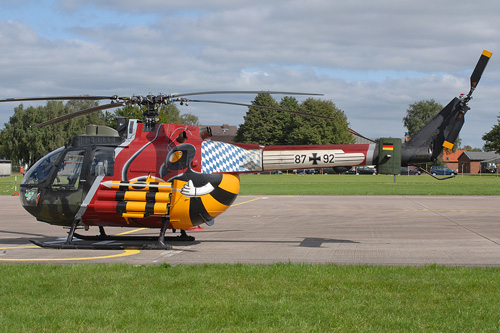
[1, 0, 499, 148]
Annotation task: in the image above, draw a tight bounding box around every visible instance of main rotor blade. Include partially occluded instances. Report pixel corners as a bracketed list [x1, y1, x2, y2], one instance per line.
[34, 101, 125, 128]
[187, 99, 336, 120]
[470, 50, 492, 90]
[172, 91, 323, 98]
[0, 96, 115, 103]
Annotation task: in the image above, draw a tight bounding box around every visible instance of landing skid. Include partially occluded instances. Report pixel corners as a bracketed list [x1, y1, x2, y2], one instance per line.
[30, 239, 173, 250]
[30, 216, 195, 250]
[72, 232, 195, 242]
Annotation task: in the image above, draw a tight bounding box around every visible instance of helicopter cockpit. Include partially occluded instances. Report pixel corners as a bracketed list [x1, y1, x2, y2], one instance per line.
[20, 145, 115, 216]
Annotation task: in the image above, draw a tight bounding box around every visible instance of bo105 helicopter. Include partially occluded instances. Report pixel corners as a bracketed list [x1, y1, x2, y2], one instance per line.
[0, 50, 492, 249]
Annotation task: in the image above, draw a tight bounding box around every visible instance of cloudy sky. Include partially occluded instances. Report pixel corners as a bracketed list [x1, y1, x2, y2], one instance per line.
[1, 0, 499, 148]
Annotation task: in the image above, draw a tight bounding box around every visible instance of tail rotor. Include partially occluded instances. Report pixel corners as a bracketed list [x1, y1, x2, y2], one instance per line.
[465, 49, 492, 103]
[443, 49, 492, 149]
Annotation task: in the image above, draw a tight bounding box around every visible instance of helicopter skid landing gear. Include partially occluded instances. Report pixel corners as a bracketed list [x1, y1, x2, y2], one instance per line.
[30, 217, 196, 250]
[157, 217, 169, 248]
[98, 226, 107, 237]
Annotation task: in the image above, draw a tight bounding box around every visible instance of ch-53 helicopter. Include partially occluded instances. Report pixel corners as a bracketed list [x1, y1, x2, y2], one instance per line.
[0, 50, 492, 249]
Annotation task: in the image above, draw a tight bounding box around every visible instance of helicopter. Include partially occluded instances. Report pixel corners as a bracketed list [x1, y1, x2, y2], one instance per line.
[0, 50, 492, 249]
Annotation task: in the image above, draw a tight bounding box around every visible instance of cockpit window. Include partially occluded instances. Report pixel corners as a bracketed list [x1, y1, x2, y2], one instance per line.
[21, 147, 64, 185]
[91, 148, 115, 177]
[51, 149, 86, 190]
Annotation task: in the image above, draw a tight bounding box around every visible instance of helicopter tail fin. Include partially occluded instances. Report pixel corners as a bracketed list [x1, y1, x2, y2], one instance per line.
[401, 50, 492, 165]
[401, 97, 465, 165]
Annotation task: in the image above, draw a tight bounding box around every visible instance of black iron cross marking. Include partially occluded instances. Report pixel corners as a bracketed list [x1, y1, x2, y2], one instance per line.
[309, 153, 321, 165]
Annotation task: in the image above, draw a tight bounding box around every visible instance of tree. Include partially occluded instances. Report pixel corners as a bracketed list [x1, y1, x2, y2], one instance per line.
[403, 99, 443, 138]
[234, 94, 354, 145]
[64, 100, 106, 137]
[235, 94, 282, 144]
[234, 93, 284, 145]
[462, 145, 482, 152]
[285, 98, 353, 145]
[104, 105, 143, 129]
[482, 115, 500, 153]
[158, 104, 199, 126]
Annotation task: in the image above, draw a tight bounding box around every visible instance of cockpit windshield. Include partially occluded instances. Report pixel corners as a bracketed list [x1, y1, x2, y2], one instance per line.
[21, 147, 64, 186]
[51, 149, 86, 190]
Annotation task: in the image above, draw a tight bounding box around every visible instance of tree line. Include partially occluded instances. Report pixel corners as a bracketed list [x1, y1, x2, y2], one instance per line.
[234, 93, 353, 145]
[1, 93, 499, 167]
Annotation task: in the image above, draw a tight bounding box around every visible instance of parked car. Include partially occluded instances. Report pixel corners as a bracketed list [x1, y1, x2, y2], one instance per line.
[343, 166, 376, 175]
[357, 166, 376, 175]
[430, 166, 457, 176]
[344, 167, 358, 174]
[261, 170, 283, 175]
[481, 165, 497, 173]
[321, 168, 335, 174]
[400, 167, 421, 175]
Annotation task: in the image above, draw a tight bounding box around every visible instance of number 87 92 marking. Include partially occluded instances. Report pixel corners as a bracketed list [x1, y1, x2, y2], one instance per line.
[293, 153, 335, 164]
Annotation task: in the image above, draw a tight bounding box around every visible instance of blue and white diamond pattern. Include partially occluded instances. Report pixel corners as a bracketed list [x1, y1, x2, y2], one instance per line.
[201, 141, 263, 174]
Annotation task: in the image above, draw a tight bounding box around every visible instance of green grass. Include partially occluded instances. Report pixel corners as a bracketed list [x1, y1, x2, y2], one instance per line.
[0, 174, 21, 195]
[2, 174, 500, 331]
[3, 173, 500, 195]
[239, 173, 500, 195]
[1, 263, 500, 332]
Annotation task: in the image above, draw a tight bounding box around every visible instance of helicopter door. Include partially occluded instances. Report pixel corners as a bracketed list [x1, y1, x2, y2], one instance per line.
[43, 149, 88, 225]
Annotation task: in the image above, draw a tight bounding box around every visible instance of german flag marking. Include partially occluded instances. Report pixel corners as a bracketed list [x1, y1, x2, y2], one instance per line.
[382, 144, 394, 151]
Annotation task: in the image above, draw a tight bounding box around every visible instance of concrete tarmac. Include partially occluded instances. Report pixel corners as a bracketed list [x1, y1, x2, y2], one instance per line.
[1, 195, 500, 266]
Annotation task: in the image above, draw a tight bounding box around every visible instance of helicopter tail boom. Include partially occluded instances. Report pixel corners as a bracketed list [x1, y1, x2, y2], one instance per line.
[201, 140, 375, 174]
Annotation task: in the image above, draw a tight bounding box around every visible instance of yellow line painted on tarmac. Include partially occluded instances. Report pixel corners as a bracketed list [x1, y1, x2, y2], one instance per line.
[116, 228, 147, 236]
[0, 245, 38, 250]
[231, 197, 262, 207]
[0, 249, 140, 261]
